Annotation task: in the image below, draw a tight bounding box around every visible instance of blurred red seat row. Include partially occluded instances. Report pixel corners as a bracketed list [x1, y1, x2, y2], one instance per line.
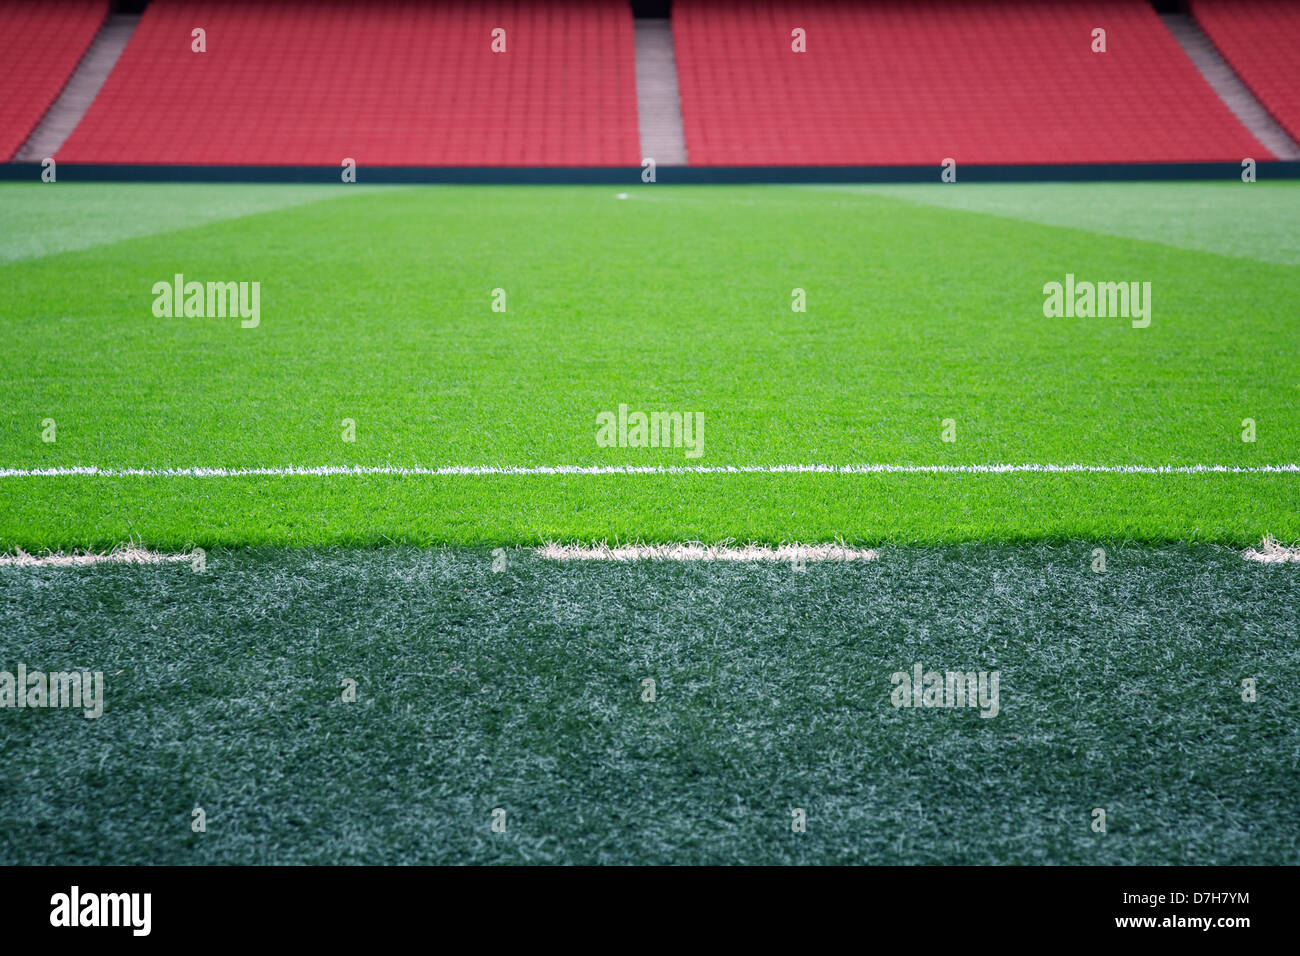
[57, 0, 639, 166]
[1192, 0, 1300, 146]
[673, 0, 1274, 165]
[0, 0, 106, 161]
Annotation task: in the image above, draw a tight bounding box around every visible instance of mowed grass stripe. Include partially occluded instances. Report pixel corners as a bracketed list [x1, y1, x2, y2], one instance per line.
[0, 182, 386, 264]
[1, 473, 1296, 549]
[814, 182, 1300, 266]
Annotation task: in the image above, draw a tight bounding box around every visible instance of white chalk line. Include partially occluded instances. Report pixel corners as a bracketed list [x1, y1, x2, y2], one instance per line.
[0, 547, 192, 567]
[6, 540, 1288, 567]
[0, 463, 1297, 478]
[1242, 537, 1300, 563]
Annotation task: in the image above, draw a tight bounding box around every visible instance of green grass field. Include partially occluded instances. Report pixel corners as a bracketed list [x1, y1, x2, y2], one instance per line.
[1, 182, 1297, 548]
[1, 181, 1296, 865]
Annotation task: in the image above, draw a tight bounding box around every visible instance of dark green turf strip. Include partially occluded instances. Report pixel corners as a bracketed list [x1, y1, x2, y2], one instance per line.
[2, 544, 1295, 865]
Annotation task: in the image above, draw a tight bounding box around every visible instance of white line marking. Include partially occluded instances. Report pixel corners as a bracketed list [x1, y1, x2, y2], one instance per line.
[1243, 537, 1300, 563]
[538, 542, 877, 562]
[0, 464, 1297, 478]
[0, 547, 191, 567]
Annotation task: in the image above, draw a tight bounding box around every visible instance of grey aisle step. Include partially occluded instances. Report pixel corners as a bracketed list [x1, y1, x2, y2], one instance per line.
[16, 14, 141, 163]
[634, 18, 689, 168]
[1160, 12, 1299, 162]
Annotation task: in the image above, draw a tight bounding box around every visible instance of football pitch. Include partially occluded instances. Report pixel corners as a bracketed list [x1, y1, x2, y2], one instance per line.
[1, 181, 1297, 864]
[1, 181, 1298, 548]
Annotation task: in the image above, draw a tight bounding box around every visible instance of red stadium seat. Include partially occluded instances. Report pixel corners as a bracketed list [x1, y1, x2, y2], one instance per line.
[58, 0, 639, 166]
[1192, 0, 1300, 146]
[0, 0, 106, 161]
[673, 0, 1272, 165]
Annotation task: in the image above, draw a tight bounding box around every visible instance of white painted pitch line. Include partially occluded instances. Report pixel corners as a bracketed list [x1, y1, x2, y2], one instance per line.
[538, 542, 877, 562]
[1242, 537, 1300, 563]
[0, 547, 192, 567]
[0, 463, 1298, 478]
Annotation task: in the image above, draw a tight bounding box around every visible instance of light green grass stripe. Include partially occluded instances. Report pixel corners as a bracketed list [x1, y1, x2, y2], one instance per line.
[811, 182, 1300, 265]
[0, 183, 385, 263]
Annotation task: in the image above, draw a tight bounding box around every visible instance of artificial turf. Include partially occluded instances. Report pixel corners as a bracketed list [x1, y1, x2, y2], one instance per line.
[2, 544, 1295, 865]
[1, 182, 1297, 548]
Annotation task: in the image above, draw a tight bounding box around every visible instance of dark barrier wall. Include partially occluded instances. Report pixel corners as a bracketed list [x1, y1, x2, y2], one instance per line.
[3, 161, 1299, 183]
